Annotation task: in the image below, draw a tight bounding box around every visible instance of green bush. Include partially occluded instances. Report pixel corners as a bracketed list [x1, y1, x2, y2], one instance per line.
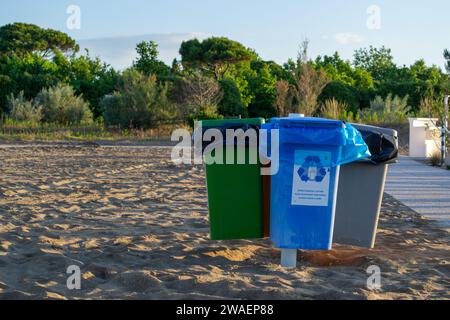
[359, 109, 380, 124]
[7, 91, 42, 123]
[247, 62, 277, 118]
[369, 93, 410, 124]
[318, 81, 359, 113]
[341, 110, 359, 122]
[218, 78, 246, 117]
[99, 94, 122, 127]
[102, 69, 176, 129]
[186, 106, 224, 127]
[36, 84, 93, 125]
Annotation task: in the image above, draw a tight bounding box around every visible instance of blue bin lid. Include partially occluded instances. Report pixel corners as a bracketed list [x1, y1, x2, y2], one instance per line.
[267, 117, 347, 146]
[271, 117, 345, 128]
[263, 117, 371, 166]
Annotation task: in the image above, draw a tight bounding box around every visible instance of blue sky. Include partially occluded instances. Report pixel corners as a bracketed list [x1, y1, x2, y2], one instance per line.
[1, 0, 449, 70]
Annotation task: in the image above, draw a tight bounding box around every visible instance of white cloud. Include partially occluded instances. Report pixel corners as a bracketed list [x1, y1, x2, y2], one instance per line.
[78, 32, 208, 70]
[333, 33, 364, 45]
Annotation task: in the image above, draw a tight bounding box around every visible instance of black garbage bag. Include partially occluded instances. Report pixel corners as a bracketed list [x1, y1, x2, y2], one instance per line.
[352, 124, 398, 164]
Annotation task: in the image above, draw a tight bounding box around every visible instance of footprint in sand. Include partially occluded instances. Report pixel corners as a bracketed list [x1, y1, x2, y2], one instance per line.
[53, 178, 83, 187]
[115, 271, 163, 293]
[39, 236, 81, 248]
[3, 190, 16, 197]
[59, 205, 81, 214]
[53, 224, 71, 231]
[204, 246, 260, 262]
[113, 237, 135, 246]
[86, 264, 116, 280]
[28, 214, 47, 222]
[83, 239, 101, 249]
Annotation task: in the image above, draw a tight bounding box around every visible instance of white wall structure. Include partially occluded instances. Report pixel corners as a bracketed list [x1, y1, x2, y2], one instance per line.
[409, 118, 441, 158]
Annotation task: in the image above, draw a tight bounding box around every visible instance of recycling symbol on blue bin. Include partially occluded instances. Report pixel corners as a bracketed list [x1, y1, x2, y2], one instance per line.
[297, 156, 328, 183]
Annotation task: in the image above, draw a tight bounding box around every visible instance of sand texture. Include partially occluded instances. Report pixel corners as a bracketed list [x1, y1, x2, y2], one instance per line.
[0, 145, 448, 300]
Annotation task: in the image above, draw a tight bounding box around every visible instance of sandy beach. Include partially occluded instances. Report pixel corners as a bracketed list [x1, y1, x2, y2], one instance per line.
[0, 144, 448, 300]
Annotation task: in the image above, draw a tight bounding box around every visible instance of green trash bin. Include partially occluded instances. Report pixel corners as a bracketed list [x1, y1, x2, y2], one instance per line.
[201, 118, 265, 240]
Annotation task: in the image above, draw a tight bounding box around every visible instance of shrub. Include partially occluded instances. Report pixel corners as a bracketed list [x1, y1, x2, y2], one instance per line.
[341, 110, 356, 122]
[100, 94, 123, 127]
[186, 106, 224, 127]
[359, 109, 380, 124]
[102, 69, 177, 129]
[171, 73, 222, 120]
[319, 98, 347, 120]
[418, 97, 441, 118]
[369, 94, 410, 124]
[428, 151, 442, 167]
[369, 95, 385, 113]
[7, 91, 42, 123]
[36, 84, 93, 125]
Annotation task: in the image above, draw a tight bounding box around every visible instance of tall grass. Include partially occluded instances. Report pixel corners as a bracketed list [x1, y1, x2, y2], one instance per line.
[7, 91, 43, 123]
[0, 119, 187, 141]
[319, 98, 346, 120]
[428, 151, 442, 167]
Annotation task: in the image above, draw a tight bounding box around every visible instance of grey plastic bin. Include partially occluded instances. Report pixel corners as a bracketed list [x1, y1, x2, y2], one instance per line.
[333, 124, 398, 248]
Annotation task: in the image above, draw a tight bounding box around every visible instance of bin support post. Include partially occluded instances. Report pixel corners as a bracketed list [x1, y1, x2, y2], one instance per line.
[278, 113, 304, 269]
[280, 249, 297, 268]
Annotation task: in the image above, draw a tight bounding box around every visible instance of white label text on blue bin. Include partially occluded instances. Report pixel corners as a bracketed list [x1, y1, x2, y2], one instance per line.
[291, 150, 331, 207]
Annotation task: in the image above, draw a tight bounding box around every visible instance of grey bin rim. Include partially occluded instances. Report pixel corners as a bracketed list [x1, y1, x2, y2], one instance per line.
[352, 159, 398, 165]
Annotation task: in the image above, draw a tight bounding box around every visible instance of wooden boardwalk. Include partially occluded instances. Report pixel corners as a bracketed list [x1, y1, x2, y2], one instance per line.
[385, 156, 450, 231]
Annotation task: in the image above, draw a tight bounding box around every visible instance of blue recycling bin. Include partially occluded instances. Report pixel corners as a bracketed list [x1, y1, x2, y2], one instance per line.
[265, 117, 370, 250]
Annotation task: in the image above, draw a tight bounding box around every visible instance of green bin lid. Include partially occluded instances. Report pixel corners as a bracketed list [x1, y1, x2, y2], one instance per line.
[200, 118, 265, 128]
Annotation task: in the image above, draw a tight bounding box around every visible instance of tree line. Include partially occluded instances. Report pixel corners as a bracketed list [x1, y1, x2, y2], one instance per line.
[1, 22, 449, 129]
